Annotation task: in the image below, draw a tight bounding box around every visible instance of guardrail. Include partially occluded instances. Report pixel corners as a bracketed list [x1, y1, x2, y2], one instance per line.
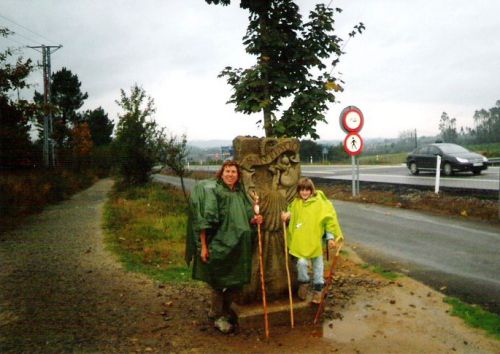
[488, 157, 500, 166]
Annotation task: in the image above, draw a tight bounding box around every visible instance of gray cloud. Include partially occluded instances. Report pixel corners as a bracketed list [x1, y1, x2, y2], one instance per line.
[2, 0, 499, 140]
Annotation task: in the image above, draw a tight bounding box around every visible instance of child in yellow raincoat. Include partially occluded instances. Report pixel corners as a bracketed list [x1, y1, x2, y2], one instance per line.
[281, 177, 344, 303]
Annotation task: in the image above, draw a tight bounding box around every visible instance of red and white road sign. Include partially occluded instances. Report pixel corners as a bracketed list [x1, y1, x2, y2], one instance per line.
[339, 106, 364, 133]
[343, 132, 364, 156]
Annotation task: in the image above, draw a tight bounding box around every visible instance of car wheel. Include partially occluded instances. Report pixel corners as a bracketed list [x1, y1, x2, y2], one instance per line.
[473, 169, 482, 175]
[443, 162, 453, 176]
[409, 162, 419, 175]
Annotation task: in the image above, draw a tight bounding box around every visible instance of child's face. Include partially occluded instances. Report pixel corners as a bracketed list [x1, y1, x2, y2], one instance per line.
[299, 188, 312, 200]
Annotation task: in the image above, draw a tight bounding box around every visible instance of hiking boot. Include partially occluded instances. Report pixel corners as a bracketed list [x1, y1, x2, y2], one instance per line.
[214, 316, 233, 334]
[298, 283, 309, 301]
[311, 290, 322, 304]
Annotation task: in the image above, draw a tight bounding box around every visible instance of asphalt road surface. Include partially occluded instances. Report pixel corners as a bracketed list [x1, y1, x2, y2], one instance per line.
[154, 174, 500, 313]
[188, 164, 500, 191]
[302, 164, 499, 191]
[332, 199, 500, 314]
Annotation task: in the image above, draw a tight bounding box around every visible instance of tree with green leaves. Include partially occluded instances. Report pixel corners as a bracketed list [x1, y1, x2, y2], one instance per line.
[299, 139, 322, 163]
[472, 100, 500, 144]
[113, 84, 158, 185]
[82, 107, 113, 146]
[34, 67, 88, 149]
[156, 132, 191, 200]
[0, 27, 36, 169]
[439, 112, 458, 143]
[206, 0, 364, 139]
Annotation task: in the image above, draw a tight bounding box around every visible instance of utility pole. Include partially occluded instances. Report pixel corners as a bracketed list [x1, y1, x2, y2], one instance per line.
[28, 44, 62, 167]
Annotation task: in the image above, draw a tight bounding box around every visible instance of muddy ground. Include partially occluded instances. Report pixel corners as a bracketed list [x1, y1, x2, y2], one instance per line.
[0, 179, 498, 353]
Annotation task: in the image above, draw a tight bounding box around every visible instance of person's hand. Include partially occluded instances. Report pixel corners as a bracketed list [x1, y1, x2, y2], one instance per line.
[252, 214, 263, 225]
[281, 211, 291, 223]
[200, 245, 209, 263]
[328, 239, 336, 250]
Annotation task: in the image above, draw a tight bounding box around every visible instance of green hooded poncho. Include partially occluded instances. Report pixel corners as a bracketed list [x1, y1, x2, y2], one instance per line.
[185, 179, 255, 289]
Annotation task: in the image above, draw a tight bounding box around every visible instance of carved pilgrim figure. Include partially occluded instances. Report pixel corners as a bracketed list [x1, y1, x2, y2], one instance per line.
[233, 136, 301, 303]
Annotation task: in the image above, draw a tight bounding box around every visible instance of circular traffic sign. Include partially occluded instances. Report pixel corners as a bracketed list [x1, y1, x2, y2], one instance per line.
[343, 132, 364, 156]
[339, 106, 364, 133]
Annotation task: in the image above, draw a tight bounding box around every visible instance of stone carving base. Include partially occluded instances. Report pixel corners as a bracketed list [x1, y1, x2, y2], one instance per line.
[231, 298, 317, 329]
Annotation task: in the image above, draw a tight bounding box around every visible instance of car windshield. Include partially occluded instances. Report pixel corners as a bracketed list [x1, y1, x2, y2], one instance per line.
[437, 144, 469, 154]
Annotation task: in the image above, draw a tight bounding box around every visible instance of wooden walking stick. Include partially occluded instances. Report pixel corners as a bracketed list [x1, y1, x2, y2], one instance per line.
[282, 220, 294, 328]
[253, 194, 270, 338]
[313, 242, 343, 325]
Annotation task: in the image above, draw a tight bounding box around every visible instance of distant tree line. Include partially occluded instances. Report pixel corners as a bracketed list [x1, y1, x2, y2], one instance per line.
[0, 27, 115, 173]
[439, 101, 500, 145]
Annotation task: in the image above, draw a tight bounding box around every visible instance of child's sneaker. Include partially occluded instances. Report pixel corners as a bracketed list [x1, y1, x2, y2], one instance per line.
[312, 290, 322, 304]
[297, 283, 309, 301]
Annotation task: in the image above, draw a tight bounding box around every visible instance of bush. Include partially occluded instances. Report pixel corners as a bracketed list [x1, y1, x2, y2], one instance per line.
[0, 168, 97, 231]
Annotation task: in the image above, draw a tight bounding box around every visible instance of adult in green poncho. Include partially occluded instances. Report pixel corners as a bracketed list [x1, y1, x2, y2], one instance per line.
[185, 160, 263, 333]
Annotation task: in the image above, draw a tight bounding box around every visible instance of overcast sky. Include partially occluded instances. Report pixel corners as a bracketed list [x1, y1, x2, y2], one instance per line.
[2, 0, 499, 142]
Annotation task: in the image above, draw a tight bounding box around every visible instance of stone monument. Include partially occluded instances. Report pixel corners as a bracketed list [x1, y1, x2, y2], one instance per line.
[233, 136, 301, 303]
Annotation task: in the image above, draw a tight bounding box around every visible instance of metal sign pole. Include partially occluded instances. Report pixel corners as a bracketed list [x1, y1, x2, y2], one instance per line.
[356, 156, 360, 196]
[340, 106, 364, 197]
[352, 155, 356, 197]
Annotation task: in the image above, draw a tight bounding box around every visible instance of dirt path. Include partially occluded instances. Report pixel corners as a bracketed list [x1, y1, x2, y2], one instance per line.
[0, 179, 498, 353]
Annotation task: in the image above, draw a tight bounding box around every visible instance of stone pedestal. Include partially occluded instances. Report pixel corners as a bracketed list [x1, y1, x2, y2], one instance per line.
[232, 297, 317, 329]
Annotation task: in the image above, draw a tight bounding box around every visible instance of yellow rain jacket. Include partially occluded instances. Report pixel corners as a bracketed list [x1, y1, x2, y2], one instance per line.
[287, 190, 343, 259]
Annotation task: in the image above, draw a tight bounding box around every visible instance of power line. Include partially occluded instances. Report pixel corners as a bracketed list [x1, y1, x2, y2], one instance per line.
[0, 34, 28, 48]
[0, 25, 40, 46]
[0, 13, 57, 45]
[27, 44, 63, 168]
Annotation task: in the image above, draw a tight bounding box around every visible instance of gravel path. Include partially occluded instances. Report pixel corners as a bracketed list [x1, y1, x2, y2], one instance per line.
[1, 178, 498, 353]
[0, 179, 188, 352]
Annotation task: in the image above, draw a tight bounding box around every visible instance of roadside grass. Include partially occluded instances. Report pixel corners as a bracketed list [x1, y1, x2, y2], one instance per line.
[444, 297, 500, 340]
[361, 263, 401, 281]
[103, 182, 193, 283]
[466, 142, 500, 157]
[356, 152, 407, 165]
[321, 184, 498, 223]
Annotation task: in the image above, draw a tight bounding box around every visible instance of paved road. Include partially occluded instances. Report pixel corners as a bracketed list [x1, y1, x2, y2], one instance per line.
[154, 174, 500, 313]
[188, 164, 500, 191]
[302, 164, 500, 191]
[333, 199, 500, 313]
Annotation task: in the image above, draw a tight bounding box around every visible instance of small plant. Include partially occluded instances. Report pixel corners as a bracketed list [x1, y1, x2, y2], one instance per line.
[103, 182, 192, 283]
[361, 263, 401, 281]
[444, 296, 500, 339]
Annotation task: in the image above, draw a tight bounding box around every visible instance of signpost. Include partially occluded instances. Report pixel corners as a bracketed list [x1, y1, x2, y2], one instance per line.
[340, 106, 364, 196]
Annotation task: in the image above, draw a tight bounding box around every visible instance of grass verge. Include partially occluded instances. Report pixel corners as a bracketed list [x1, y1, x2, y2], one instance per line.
[103, 182, 193, 283]
[361, 263, 401, 281]
[444, 297, 500, 340]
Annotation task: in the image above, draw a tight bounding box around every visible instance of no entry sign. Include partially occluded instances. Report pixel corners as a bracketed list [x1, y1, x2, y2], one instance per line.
[339, 106, 364, 133]
[339, 106, 364, 197]
[343, 132, 364, 156]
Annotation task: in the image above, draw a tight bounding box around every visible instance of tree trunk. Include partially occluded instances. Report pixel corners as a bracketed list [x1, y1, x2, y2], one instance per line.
[263, 107, 272, 137]
[259, 12, 273, 138]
